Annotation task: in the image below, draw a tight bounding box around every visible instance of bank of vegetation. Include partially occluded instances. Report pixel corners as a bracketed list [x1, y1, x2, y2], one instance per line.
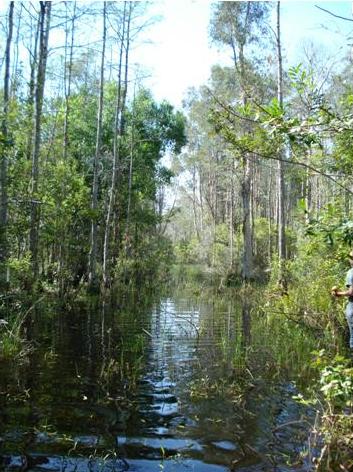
[0, 2, 186, 298]
[166, 3, 353, 469]
[1, 1, 353, 469]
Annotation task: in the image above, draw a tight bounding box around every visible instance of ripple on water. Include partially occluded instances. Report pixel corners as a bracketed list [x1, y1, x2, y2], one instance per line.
[0, 294, 316, 472]
[1, 455, 229, 472]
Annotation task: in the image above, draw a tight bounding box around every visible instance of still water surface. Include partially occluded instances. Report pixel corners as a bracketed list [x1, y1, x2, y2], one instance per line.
[0, 291, 316, 471]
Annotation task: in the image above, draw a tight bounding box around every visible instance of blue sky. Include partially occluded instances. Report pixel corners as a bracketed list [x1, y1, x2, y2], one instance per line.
[1, 1, 352, 109]
[132, 1, 353, 108]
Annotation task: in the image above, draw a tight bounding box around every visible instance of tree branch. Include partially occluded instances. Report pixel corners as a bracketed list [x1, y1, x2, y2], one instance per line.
[235, 144, 353, 196]
[206, 87, 259, 124]
[315, 5, 353, 22]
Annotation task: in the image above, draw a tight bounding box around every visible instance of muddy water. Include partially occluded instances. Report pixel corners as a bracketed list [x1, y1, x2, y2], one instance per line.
[0, 292, 316, 471]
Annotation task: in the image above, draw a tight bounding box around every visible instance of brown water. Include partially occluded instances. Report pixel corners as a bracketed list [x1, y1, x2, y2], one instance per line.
[0, 291, 317, 471]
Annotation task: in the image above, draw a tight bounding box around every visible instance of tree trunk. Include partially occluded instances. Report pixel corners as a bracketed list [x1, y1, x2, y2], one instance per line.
[11, 3, 22, 97]
[0, 1, 14, 287]
[242, 156, 252, 281]
[239, 35, 253, 281]
[268, 162, 273, 260]
[125, 85, 135, 241]
[199, 166, 204, 233]
[229, 166, 234, 270]
[26, 12, 40, 162]
[102, 1, 131, 287]
[29, 1, 51, 281]
[63, 1, 76, 160]
[276, 1, 286, 286]
[192, 165, 200, 241]
[89, 1, 106, 290]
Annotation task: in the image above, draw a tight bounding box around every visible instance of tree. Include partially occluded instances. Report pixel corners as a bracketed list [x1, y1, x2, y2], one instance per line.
[210, 1, 270, 281]
[0, 1, 14, 288]
[88, 1, 107, 290]
[63, 1, 77, 161]
[29, 1, 51, 281]
[276, 1, 286, 287]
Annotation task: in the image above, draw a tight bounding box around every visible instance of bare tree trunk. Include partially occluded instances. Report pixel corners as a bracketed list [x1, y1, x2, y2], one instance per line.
[192, 165, 200, 241]
[63, 1, 77, 160]
[276, 1, 286, 286]
[229, 171, 234, 270]
[303, 148, 312, 224]
[242, 156, 252, 281]
[268, 163, 273, 260]
[89, 1, 106, 289]
[345, 179, 350, 217]
[29, 1, 51, 281]
[125, 83, 135, 241]
[26, 12, 40, 162]
[239, 36, 253, 281]
[0, 1, 14, 287]
[102, 1, 131, 287]
[199, 166, 204, 232]
[11, 3, 22, 96]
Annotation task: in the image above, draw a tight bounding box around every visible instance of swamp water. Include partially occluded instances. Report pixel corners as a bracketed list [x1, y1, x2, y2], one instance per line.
[0, 290, 320, 471]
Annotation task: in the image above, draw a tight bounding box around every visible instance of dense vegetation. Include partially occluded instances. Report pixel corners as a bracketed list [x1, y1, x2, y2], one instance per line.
[168, 3, 353, 469]
[1, 1, 353, 470]
[0, 2, 186, 297]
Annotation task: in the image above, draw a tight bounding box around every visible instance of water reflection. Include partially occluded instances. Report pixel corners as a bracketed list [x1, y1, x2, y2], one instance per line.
[0, 292, 314, 471]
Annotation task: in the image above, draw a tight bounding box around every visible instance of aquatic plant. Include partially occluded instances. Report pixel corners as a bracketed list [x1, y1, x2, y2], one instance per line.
[0, 312, 29, 360]
[293, 351, 353, 471]
[312, 353, 353, 470]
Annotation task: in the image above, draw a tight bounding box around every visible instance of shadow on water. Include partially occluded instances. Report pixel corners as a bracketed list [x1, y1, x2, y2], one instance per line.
[0, 289, 317, 471]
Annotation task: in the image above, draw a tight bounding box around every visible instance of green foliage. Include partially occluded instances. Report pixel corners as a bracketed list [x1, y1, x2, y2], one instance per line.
[174, 237, 200, 265]
[211, 223, 231, 270]
[114, 234, 174, 289]
[305, 203, 353, 248]
[265, 235, 346, 345]
[1, 66, 186, 296]
[210, 2, 270, 50]
[7, 253, 32, 290]
[319, 357, 353, 410]
[304, 351, 353, 471]
[0, 309, 30, 361]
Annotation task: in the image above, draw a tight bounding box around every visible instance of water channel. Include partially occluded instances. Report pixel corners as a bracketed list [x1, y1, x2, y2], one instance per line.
[0, 289, 320, 471]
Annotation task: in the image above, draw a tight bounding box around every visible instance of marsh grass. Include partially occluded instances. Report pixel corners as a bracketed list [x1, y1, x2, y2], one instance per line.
[0, 296, 45, 361]
[0, 312, 30, 360]
[303, 352, 353, 471]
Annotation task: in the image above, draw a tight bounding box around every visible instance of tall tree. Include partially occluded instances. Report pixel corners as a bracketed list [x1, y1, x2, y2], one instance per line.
[63, 1, 77, 160]
[102, 1, 132, 288]
[29, 1, 51, 280]
[210, 1, 270, 281]
[26, 8, 41, 162]
[276, 1, 286, 286]
[0, 1, 14, 287]
[125, 82, 136, 240]
[89, 1, 107, 290]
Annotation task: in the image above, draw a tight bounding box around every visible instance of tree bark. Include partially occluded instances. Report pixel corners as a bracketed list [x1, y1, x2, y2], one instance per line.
[29, 1, 51, 281]
[89, 1, 106, 290]
[102, 1, 131, 287]
[125, 83, 136, 241]
[0, 1, 14, 287]
[229, 161, 234, 270]
[11, 3, 22, 96]
[276, 1, 286, 286]
[239, 34, 253, 281]
[191, 165, 200, 241]
[242, 156, 252, 281]
[26, 11, 40, 162]
[63, 1, 77, 160]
